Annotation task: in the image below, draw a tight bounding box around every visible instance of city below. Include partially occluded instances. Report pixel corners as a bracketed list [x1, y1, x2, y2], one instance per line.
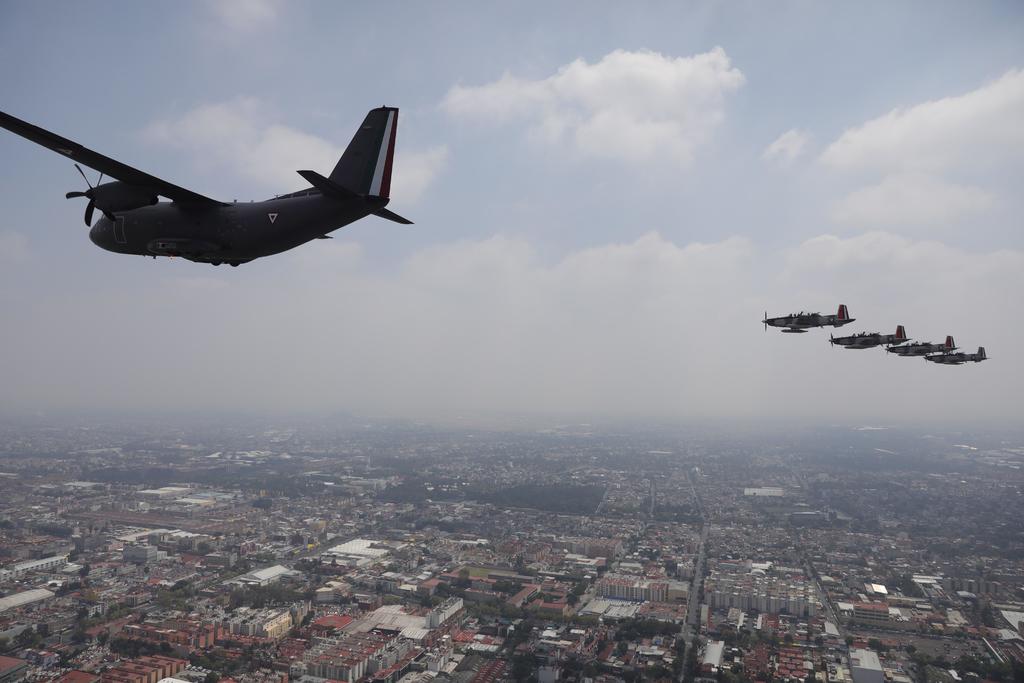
[0, 418, 1022, 683]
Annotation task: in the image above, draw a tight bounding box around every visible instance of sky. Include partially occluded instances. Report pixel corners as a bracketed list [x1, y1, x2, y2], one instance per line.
[1, 1, 1023, 425]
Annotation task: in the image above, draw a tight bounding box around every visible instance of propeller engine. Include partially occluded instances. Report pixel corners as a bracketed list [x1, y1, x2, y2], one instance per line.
[66, 164, 158, 226]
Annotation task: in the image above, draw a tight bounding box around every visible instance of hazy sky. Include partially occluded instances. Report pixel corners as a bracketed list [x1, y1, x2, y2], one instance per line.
[1, 1, 1023, 424]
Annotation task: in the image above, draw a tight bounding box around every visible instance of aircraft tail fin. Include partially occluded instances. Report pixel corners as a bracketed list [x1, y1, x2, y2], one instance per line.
[895, 325, 907, 341]
[837, 304, 850, 321]
[977, 346, 987, 361]
[330, 107, 398, 198]
[945, 335, 955, 350]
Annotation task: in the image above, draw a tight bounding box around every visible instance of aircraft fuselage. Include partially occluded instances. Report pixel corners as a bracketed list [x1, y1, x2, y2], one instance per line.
[89, 191, 386, 265]
[888, 343, 944, 356]
[832, 337, 883, 349]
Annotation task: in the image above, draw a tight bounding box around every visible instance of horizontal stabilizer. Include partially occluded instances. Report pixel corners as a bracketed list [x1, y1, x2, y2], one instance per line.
[296, 170, 359, 199]
[374, 208, 414, 225]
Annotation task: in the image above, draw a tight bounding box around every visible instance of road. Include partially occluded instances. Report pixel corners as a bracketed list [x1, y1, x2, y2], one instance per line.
[674, 468, 708, 683]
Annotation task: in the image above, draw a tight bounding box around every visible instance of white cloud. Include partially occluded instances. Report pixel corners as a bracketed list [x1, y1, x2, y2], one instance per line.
[820, 69, 1024, 172]
[762, 129, 810, 165]
[392, 146, 449, 203]
[207, 0, 284, 34]
[830, 172, 996, 228]
[443, 48, 745, 165]
[0, 230, 29, 263]
[819, 70, 1023, 236]
[784, 231, 1022, 298]
[144, 99, 445, 201]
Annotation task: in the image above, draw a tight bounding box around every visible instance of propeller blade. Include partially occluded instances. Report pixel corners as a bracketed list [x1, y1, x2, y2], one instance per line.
[74, 163, 93, 189]
[66, 191, 87, 199]
[85, 200, 95, 227]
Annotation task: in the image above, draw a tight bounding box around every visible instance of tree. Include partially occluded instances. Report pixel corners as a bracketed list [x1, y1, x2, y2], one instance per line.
[511, 654, 538, 682]
[15, 629, 38, 648]
[79, 563, 91, 578]
[684, 639, 700, 683]
[97, 631, 109, 646]
[649, 664, 671, 680]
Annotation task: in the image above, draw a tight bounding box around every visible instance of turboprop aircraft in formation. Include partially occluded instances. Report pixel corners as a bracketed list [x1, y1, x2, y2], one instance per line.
[830, 325, 908, 350]
[762, 305, 854, 333]
[0, 107, 411, 266]
[887, 336, 957, 357]
[765, 305, 990, 366]
[925, 347, 988, 365]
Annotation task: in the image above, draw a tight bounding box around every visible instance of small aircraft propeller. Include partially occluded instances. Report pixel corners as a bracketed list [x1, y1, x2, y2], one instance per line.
[764, 311, 767, 332]
[65, 164, 104, 226]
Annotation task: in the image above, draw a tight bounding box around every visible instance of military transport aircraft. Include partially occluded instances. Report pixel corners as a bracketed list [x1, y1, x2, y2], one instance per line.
[830, 325, 908, 349]
[888, 336, 957, 357]
[0, 107, 411, 266]
[925, 347, 988, 365]
[762, 305, 854, 333]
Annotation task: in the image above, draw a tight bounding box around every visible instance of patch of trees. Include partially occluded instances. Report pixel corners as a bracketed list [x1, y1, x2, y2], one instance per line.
[613, 618, 681, 641]
[491, 579, 522, 595]
[379, 480, 462, 504]
[155, 580, 194, 610]
[228, 583, 307, 609]
[478, 484, 606, 514]
[110, 637, 165, 658]
[683, 638, 700, 683]
[510, 653, 539, 683]
[81, 465, 315, 497]
[190, 649, 244, 676]
[34, 522, 74, 538]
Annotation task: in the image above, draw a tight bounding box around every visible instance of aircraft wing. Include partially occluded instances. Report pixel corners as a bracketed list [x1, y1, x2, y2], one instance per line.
[0, 110, 225, 207]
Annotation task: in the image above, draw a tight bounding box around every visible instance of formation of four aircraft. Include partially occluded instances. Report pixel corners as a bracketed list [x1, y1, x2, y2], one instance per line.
[763, 306, 988, 365]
